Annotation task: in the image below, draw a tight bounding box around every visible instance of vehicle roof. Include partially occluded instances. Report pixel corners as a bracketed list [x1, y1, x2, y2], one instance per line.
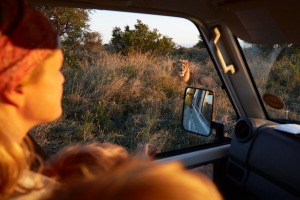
[29, 0, 300, 44]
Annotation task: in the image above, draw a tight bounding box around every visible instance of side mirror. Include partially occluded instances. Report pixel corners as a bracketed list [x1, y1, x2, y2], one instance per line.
[182, 87, 214, 136]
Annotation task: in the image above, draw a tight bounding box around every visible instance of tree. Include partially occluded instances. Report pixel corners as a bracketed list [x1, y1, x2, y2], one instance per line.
[34, 5, 103, 68]
[111, 20, 175, 56]
[83, 32, 103, 49]
[194, 35, 205, 49]
[34, 6, 90, 46]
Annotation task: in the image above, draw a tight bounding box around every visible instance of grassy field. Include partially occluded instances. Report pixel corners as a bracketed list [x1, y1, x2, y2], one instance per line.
[30, 51, 236, 155]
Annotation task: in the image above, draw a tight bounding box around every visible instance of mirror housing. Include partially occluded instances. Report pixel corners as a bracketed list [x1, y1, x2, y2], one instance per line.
[182, 87, 214, 136]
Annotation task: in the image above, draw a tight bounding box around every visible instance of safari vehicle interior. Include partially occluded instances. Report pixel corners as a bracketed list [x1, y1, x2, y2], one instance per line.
[28, 0, 300, 199]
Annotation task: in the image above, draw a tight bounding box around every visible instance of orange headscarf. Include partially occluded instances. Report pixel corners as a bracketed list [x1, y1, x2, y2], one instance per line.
[0, 0, 59, 94]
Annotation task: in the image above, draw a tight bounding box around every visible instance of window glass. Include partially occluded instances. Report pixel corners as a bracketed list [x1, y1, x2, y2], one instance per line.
[239, 39, 300, 123]
[30, 7, 236, 155]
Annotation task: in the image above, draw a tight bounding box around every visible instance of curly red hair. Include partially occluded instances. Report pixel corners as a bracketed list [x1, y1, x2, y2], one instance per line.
[47, 158, 223, 200]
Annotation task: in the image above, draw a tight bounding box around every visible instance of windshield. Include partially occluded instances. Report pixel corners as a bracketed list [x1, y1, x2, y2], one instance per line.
[239, 39, 300, 123]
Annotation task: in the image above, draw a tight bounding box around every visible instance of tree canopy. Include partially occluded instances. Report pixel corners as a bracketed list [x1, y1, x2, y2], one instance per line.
[35, 6, 90, 45]
[194, 35, 205, 49]
[34, 6, 103, 68]
[111, 20, 176, 56]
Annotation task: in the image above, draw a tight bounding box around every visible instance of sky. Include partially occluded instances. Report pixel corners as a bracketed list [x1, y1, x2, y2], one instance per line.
[89, 10, 200, 48]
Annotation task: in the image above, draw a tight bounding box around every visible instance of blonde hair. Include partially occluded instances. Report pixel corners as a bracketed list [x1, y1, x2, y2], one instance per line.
[48, 159, 223, 200]
[0, 134, 37, 197]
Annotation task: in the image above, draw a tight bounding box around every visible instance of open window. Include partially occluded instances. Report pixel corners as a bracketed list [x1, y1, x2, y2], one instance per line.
[29, 6, 236, 156]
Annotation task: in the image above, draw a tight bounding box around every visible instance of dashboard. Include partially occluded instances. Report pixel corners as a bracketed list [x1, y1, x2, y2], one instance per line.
[227, 118, 300, 199]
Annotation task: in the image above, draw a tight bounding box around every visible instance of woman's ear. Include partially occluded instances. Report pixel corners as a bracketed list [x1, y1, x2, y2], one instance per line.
[1, 85, 25, 107]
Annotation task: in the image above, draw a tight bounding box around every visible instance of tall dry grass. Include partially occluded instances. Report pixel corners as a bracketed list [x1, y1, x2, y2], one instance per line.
[30, 51, 236, 155]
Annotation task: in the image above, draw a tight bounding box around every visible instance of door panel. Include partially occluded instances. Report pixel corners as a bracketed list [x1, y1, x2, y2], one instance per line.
[157, 144, 230, 168]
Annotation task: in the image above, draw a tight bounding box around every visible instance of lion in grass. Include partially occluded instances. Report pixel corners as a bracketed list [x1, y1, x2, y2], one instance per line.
[173, 60, 217, 88]
[173, 60, 191, 83]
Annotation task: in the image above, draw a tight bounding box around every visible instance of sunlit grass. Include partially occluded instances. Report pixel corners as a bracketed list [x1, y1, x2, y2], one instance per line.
[30, 52, 235, 155]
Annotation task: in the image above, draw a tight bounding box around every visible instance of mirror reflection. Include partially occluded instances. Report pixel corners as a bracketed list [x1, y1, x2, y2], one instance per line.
[182, 87, 214, 136]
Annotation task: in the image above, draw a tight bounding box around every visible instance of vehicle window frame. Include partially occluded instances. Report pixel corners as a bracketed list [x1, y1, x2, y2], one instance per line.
[29, 6, 237, 156]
